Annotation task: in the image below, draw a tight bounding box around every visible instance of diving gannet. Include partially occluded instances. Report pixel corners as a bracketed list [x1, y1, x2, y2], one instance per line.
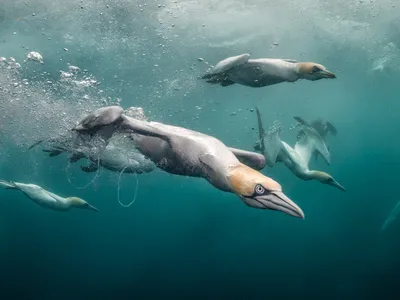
[0, 180, 99, 212]
[72, 106, 305, 219]
[201, 53, 336, 88]
[254, 106, 345, 191]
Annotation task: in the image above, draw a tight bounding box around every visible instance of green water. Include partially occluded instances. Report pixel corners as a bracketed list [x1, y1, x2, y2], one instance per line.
[0, 1, 400, 299]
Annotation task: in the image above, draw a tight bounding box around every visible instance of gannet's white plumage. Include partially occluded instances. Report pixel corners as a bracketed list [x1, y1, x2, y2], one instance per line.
[202, 53, 336, 88]
[0, 181, 99, 212]
[254, 107, 345, 191]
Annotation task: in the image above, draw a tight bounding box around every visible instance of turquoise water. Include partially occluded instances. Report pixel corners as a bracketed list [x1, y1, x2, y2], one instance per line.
[1, 1, 400, 299]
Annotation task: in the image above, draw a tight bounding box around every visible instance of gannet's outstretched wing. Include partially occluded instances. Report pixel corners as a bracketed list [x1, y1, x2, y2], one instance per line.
[253, 105, 265, 154]
[202, 53, 250, 77]
[294, 125, 330, 166]
[264, 127, 283, 167]
[228, 147, 266, 170]
[73, 106, 124, 131]
[200, 54, 250, 86]
[253, 108, 282, 167]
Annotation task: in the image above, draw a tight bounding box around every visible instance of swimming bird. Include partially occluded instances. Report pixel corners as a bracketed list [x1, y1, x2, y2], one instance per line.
[27, 106, 125, 165]
[29, 106, 155, 174]
[29, 134, 156, 175]
[293, 116, 337, 162]
[253, 106, 345, 191]
[0, 180, 99, 212]
[201, 53, 336, 88]
[381, 200, 400, 231]
[72, 106, 305, 219]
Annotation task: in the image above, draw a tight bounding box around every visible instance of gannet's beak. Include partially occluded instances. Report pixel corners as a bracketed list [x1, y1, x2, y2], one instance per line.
[83, 203, 100, 212]
[328, 178, 346, 191]
[229, 164, 305, 219]
[80, 202, 100, 212]
[242, 190, 305, 219]
[316, 69, 336, 79]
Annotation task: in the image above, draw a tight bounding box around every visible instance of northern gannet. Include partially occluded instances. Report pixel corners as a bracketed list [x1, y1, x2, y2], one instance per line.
[72, 106, 305, 219]
[201, 53, 336, 88]
[29, 134, 156, 174]
[254, 106, 345, 191]
[0, 181, 99, 212]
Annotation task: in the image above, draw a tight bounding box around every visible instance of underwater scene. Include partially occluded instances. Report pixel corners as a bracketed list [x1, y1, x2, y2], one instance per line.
[1, 1, 400, 299]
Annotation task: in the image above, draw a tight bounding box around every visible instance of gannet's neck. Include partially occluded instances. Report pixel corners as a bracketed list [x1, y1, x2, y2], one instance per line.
[305, 170, 326, 181]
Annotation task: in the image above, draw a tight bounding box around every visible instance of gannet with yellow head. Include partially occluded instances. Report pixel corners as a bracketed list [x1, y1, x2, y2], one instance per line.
[254, 107, 345, 191]
[0, 180, 99, 212]
[72, 106, 305, 219]
[201, 53, 336, 87]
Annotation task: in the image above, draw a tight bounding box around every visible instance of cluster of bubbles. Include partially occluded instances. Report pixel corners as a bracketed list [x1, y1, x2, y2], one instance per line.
[0, 53, 119, 147]
[265, 120, 283, 141]
[371, 42, 400, 73]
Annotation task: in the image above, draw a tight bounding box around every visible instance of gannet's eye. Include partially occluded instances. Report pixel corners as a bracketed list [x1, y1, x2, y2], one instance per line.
[255, 184, 265, 195]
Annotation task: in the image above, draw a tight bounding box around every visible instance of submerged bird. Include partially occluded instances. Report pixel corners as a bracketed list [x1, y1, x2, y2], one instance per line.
[28, 106, 156, 175]
[29, 134, 156, 175]
[294, 117, 337, 139]
[72, 106, 305, 219]
[0, 180, 99, 212]
[201, 53, 336, 88]
[381, 200, 400, 231]
[293, 116, 338, 162]
[253, 106, 345, 191]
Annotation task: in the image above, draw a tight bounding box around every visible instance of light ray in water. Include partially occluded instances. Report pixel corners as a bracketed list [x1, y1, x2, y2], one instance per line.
[117, 165, 139, 208]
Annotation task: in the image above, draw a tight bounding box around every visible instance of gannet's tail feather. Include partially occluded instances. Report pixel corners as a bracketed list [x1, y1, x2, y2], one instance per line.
[0, 180, 17, 189]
